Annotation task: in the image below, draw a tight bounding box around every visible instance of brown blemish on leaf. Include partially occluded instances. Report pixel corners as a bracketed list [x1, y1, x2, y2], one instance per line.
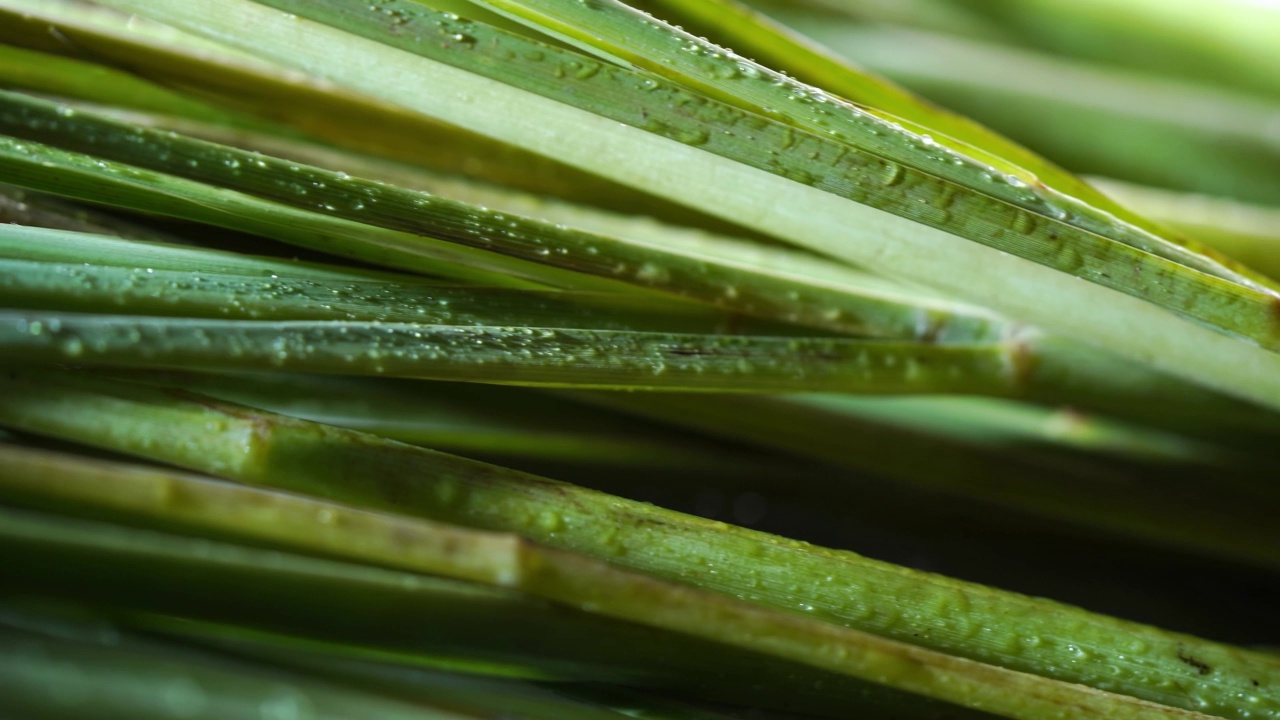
[1177, 645, 1212, 675]
[1268, 297, 1280, 345]
[163, 387, 259, 422]
[1006, 335, 1038, 396]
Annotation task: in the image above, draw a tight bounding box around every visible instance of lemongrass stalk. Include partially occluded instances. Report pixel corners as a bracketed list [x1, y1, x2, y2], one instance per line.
[454, 0, 1273, 293]
[0, 505, 950, 720]
[0, 135, 994, 342]
[804, 24, 1280, 205]
[13, 637, 626, 720]
[1091, 178, 1280, 282]
[116, 615, 561, 683]
[802, 395, 1231, 462]
[30, 0, 1233, 308]
[2, 308, 1272, 431]
[157, 631, 673, 720]
[572, 391, 1280, 569]
[636, 0, 1280, 294]
[252, 0, 1278, 302]
[91, 103, 769, 251]
[0, 312, 1019, 394]
[0, 443, 1237, 720]
[0, 183, 188, 244]
[126, 0, 1249, 287]
[0, 0, 565, 185]
[0, 454, 664, 720]
[89, 0, 1280, 411]
[125, 112, 949, 311]
[0, 0, 545, 73]
[14, 97, 1280, 411]
[151, 366, 1270, 481]
[0, 225, 431, 283]
[133, 618, 857, 720]
[0, 191, 913, 340]
[624, 0, 1223, 254]
[114, 370, 1280, 574]
[0, 0, 263, 62]
[0, 448, 529, 589]
[0, 95, 1006, 341]
[0, 0, 718, 223]
[188, 639, 812, 720]
[0, 502, 852, 695]
[811, 0, 1280, 104]
[0, 511, 589, 681]
[0, 371, 1275, 719]
[628, 0, 1011, 151]
[571, 388, 1245, 478]
[0, 258, 748, 334]
[0, 136, 589, 290]
[990, 334, 1280, 438]
[0, 625, 483, 720]
[2, 140, 1269, 422]
[765, 0, 1002, 38]
[0, 43, 267, 131]
[109, 614, 558, 690]
[111, 370, 776, 469]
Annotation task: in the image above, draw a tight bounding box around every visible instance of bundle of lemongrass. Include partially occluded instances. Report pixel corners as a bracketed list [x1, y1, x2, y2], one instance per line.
[2, 0, 1279, 718]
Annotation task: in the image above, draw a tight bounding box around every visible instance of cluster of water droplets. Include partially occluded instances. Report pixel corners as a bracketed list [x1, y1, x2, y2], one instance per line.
[365, 0, 417, 33]
[543, 3, 1129, 252]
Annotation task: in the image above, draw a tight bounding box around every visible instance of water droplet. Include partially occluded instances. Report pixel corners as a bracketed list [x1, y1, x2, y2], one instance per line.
[635, 262, 671, 284]
[1012, 211, 1038, 235]
[573, 61, 601, 79]
[259, 688, 313, 720]
[161, 677, 208, 716]
[537, 509, 564, 533]
[673, 126, 710, 146]
[714, 63, 740, 80]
